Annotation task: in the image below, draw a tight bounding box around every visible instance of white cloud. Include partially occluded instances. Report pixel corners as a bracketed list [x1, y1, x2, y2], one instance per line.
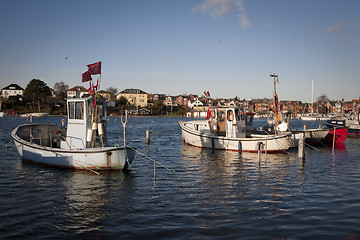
[323, 21, 347, 32]
[192, 0, 251, 29]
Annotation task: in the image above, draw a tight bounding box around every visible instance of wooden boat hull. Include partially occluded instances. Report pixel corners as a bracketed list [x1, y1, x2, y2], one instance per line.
[179, 121, 291, 153]
[11, 124, 136, 170]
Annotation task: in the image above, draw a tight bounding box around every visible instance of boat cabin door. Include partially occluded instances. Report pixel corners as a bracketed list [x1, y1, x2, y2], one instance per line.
[217, 109, 226, 136]
[226, 109, 236, 138]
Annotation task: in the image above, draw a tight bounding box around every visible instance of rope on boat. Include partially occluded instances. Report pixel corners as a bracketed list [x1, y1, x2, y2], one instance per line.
[0, 145, 15, 152]
[127, 146, 175, 174]
[260, 129, 292, 155]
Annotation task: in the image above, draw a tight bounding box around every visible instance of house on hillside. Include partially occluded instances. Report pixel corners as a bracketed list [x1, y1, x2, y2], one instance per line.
[1, 84, 24, 99]
[188, 99, 204, 108]
[116, 88, 148, 107]
[67, 86, 88, 98]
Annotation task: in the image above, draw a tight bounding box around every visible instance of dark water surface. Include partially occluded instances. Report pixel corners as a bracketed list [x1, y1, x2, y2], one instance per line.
[0, 116, 359, 239]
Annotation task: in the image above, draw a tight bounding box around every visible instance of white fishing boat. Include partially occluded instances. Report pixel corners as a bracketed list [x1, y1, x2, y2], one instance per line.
[12, 96, 136, 170]
[0, 111, 5, 117]
[20, 112, 50, 117]
[179, 106, 291, 153]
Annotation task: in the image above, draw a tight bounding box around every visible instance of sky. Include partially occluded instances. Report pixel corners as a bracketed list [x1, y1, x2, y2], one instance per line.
[0, 0, 359, 103]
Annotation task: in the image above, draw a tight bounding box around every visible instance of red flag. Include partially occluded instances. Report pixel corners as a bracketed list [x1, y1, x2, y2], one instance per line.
[206, 108, 211, 119]
[82, 70, 92, 82]
[87, 61, 101, 75]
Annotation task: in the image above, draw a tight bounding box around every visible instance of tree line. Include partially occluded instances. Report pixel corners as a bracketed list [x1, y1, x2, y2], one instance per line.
[1, 79, 189, 116]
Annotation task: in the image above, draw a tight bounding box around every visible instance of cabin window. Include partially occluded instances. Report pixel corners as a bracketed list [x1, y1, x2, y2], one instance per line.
[68, 102, 75, 119]
[246, 115, 253, 124]
[68, 101, 84, 120]
[218, 111, 226, 122]
[194, 124, 199, 131]
[75, 102, 84, 119]
[227, 110, 234, 121]
[235, 109, 240, 121]
[211, 110, 217, 119]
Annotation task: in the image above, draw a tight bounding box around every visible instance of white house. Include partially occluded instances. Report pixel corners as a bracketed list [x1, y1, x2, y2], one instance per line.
[1, 84, 24, 99]
[188, 99, 204, 108]
[67, 86, 89, 98]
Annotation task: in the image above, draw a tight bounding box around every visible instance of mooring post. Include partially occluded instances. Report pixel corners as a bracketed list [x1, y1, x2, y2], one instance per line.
[29, 115, 32, 123]
[298, 132, 305, 159]
[153, 158, 156, 181]
[257, 142, 263, 165]
[146, 129, 150, 145]
[332, 127, 336, 155]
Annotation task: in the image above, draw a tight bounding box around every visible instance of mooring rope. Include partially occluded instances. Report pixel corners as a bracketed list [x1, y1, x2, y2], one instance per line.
[127, 146, 175, 173]
[259, 129, 292, 155]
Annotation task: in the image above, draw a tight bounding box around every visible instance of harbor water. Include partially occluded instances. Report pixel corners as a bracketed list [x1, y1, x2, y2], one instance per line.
[0, 116, 359, 239]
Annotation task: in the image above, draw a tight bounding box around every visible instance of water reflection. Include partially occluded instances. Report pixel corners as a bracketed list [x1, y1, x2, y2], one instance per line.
[14, 161, 132, 237]
[179, 144, 297, 224]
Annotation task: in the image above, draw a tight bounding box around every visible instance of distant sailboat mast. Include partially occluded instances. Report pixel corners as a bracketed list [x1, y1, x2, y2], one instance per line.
[311, 80, 314, 114]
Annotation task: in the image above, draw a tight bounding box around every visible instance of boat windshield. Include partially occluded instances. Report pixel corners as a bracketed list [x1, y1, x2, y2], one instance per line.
[68, 101, 84, 120]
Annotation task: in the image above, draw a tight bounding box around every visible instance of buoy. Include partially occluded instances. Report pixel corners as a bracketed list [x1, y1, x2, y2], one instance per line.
[87, 128, 93, 142]
[98, 123, 104, 136]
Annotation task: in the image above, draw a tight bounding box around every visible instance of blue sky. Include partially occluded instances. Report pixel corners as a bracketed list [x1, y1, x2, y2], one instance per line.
[0, 0, 359, 102]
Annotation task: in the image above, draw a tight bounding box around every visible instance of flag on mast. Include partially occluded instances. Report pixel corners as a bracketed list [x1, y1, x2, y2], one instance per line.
[87, 61, 101, 75]
[82, 70, 92, 82]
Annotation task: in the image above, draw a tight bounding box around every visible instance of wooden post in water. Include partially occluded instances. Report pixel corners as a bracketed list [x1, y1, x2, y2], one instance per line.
[257, 142, 263, 165]
[332, 127, 336, 155]
[146, 129, 150, 145]
[153, 158, 156, 181]
[298, 132, 305, 159]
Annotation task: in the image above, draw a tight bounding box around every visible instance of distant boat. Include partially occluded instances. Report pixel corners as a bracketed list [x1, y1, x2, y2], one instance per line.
[0, 111, 5, 117]
[274, 110, 347, 147]
[327, 112, 360, 137]
[300, 113, 331, 121]
[12, 96, 136, 170]
[265, 74, 346, 146]
[20, 112, 50, 117]
[179, 105, 292, 153]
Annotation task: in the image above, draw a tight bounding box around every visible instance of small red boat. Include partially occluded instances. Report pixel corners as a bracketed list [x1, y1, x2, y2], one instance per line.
[323, 127, 348, 144]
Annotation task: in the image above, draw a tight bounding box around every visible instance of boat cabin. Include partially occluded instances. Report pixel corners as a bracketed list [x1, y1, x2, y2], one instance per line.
[62, 97, 107, 149]
[208, 106, 254, 138]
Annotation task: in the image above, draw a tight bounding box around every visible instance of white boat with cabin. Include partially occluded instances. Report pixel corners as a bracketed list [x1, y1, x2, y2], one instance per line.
[12, 96, 136, 170]
[179, 106, 291, 153]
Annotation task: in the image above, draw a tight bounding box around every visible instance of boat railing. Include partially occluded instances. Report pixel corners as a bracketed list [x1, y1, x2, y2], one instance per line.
[17, 125, 64, 148]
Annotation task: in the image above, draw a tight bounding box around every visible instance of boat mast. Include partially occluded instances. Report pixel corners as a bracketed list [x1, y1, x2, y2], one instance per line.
[270, 72, 279, 134]
[311, 80, 314, 114]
